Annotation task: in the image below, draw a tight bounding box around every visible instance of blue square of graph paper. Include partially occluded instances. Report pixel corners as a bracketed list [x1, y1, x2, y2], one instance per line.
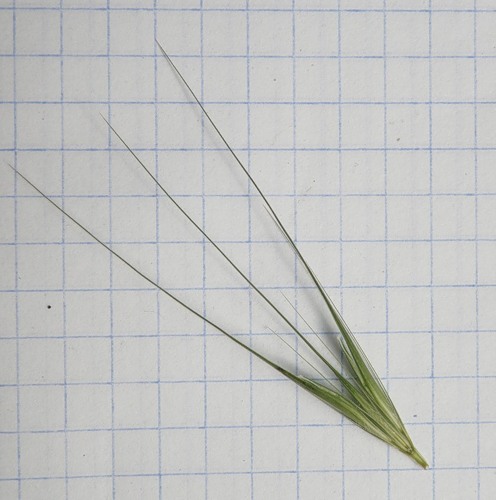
[432, 150, 476, 194]
[386, 59, 430, 102]
[63, 10, 108, 55]
[162, 428, 205, 473]
[114, 477, 159, 500]
[341, 11, 384, 57]
[17, 103, 62, 149]
[250, 58, 293, 103]
[19, 385, 65, 431]
[432, 195, 476, 239]
[68, 478, 113, 500]
[295, 104, 340, 149]
[109, 10, 155, 56]
[16, 10, 60, 55]
[342, 242, 385, 286]
[114, 429, 159, 475]
[207, 428, 251, 473]
[113, 383, 159, 429]
[67, 431, 113, 476]
[110, 57, 155, 102]
[20, 433, 65, 477]
[386, 12, 430, 57]
[208, 476, 252, 500]
[341, 196, 385, 241]
[432, 241, 476, 286]
[436, 470, 479, 499]
[345, 472, 388, 498]
[113, 337, 158, 382]
[21, 480, 65, 499]
[207, 381, 251, 427]
[341, 104, 384, 149]
[161, 382, 204, 427]
[431, 11, 474, 56]
[386, 104, 430, 148]
[252, 427, 297, 472]
[18, 338, 64, 384]
[342, 151, 385, 194]
[17, 56, 61, 101]
[67, 385, 112, 430]
[387, 151, 430, 195]
[345, 288, 384, 332]
[387, 196, 431, 240]
[390, 471, 432, 500]
[434, 332, 477, 377]
[63, 57, 108, 102]
[204, 57, 247, 102]
[252, 380, 297, 426]
[295, 58, 340, 102]
[299, 426, 342, 471]
[341, 58, 384, 102]
[299, 472, 343, 500]
[253, 474, 298, 500]
[295, 11, 339, 56]
[434, 424, 478, 468]
[203, 11, 247, 56]
[434, 378, 478, 422]
[432, 58, 475, 102]
[155, 11, 201, 55]
[249, 11, 293, 56]
[433, 287, 477, 332]
[389, 332, 431, 378]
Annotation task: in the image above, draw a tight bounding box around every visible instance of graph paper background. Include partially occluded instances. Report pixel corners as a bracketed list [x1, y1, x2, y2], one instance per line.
[1, 1, 495, 499]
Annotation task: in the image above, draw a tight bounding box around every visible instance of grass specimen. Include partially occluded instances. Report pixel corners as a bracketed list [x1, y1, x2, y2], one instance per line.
[9, 41, 428, 469]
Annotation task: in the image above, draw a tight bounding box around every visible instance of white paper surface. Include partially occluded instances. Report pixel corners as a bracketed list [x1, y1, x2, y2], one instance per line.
[1, 2, 495, 499]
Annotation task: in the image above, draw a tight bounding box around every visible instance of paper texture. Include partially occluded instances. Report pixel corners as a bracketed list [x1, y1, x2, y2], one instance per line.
[1, 3, 495, 499]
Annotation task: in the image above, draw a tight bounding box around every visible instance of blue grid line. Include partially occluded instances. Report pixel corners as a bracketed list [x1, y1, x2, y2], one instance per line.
[337, 1, 345, 495]
[291, 2, 301, 497]
[0, 283, 489, 294]
[3, 5, 496, 14]
[153, 2, 163, 497]
[6, 99, 496, 105]
[59, 1, 69, 498]
[200, 4, 208, 498]
[4, 146, 495, 152]
[2, 237, 495, 249]
[428, 1, 437, 493]
[383, 2, 391, 496]
[245, 3, 255, 499]
[0, 418, 482, 436]
[4, 53, 496, 60]
[473, 2, 481, 498]
[2, 371, 493, 389]
[12, 2, 20, 499]
[3, 327, 492, 341]
[1, 191, 490, 200]
[105, 2, 116, 497]
[6, 464, 494, 483]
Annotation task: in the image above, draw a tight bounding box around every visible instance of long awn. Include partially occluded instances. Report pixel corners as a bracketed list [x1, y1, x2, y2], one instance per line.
[9, 41, 428, 469]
